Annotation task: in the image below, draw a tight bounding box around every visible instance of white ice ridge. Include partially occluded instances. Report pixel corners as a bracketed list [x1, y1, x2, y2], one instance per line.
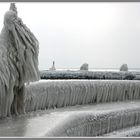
[45, 103, 140, 137]
[0, 101, 140, 137]
[103, 125, 140, 137]
[40, 70, 138, 80]
[25, 80, 140, 112]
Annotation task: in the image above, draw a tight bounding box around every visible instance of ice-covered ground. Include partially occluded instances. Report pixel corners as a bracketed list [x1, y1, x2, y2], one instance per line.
[0, 101, 140, 137]
[25, 80, 140, 112]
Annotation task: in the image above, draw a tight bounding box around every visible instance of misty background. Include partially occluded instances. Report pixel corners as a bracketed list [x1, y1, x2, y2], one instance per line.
[0, 2, 140, 70]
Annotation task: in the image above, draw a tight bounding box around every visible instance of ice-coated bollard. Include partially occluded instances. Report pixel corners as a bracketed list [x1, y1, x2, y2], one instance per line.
[80, 63, 89, 71]
[120, 64, 128, 71]
[0, 3, 40, 118]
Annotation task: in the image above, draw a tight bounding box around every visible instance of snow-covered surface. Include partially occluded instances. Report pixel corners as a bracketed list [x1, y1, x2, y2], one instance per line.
[25, 80, 140, 112]
[0, 101, 140, 137]
[103, 125, 140, 137]
[40, 70, 137, 80]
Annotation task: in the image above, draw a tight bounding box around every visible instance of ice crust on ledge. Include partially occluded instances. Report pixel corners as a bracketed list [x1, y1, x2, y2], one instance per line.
[40, 70, 137, 80]
[25, 80, 140, 112]
[45, 106, 140, 137]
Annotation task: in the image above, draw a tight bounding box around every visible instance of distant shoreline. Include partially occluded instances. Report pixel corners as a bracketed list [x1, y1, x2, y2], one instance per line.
[40, 68, 140, 72]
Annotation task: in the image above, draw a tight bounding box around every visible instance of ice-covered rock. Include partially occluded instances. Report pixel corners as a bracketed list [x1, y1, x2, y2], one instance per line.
[120, 64, 128, 71]
[80, 63, 89, 71]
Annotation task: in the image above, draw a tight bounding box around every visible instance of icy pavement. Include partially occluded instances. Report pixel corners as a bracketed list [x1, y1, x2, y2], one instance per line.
[0, 101, 140, 137]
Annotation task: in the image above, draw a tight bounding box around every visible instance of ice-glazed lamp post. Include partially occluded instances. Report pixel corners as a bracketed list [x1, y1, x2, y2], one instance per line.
[0, 3, 40, 118]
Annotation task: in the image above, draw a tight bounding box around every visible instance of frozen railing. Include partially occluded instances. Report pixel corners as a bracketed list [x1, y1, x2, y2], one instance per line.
[25, 80, 140, 112]
[45, 108, 140, 137]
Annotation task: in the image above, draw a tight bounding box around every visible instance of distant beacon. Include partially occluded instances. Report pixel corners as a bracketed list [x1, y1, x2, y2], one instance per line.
[49, 61, 56, 71]
[80, 63, 89, 71]
[120, 64, 128, 71]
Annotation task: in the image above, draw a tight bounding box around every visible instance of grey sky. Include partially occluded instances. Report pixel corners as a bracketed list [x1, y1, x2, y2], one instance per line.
[0, 2, 140, 70]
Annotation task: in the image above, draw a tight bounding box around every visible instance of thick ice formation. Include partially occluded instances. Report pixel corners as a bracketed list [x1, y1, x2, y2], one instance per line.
[0, 101, 140, 137]
[80, 63, 89, 71]
[120, 64, 128, 71]
[104, 125, 140, 137]
[0, 3, 39, 118]
[45, 107, 140, 137]
[25, 80, 140, 112]
[40, 70, 137, 80]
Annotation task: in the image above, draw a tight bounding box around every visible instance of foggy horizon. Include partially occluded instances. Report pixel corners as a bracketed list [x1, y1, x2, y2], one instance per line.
[0, 2, 140, 70]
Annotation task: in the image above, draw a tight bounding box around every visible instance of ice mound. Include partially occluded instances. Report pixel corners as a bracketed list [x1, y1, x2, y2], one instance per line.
[80, 63, 89, 71]
[25, 80, 140, 112]
[120, 64, 128, 71]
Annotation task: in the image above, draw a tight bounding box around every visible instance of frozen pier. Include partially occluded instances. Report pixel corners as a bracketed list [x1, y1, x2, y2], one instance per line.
[40, 70, 139, 80]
